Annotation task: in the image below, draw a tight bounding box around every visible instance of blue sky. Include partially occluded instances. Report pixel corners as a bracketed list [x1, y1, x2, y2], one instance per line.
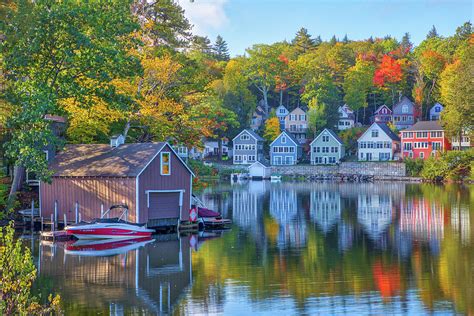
[178, 0, 473, 56]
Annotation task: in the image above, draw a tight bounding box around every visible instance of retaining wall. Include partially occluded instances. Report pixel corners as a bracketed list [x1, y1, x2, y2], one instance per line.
[271, 162, 406, 177]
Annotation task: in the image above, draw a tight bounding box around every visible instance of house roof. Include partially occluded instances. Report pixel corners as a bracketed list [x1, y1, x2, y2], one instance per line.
[403, 121, 443, 132]
[374, 104, 392, 115]
[310, 128, 344, 146]
[430, 102, 443, 110]
[49, 142, 194, 177]
[270, 130, 300, 147]
[393, 96, 414, 110]
[253, 105, 265, 116]
[376, 123, 400, 141]
[233, 129, 264, 142]
[249, 160, 271, 168]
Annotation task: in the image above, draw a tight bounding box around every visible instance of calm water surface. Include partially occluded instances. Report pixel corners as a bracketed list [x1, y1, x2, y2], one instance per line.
[26, 182, 473, 315]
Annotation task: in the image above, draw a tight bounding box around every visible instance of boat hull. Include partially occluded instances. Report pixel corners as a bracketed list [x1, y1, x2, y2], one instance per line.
[65, 224, 154, 239]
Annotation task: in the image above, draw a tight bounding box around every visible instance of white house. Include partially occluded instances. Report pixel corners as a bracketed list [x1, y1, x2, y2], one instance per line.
[429, 102, 444, 121]
[357, 123, 400, 161]
[310, 129, 345, 165]
[337, 104, 355, 130]
[276, 105, 289, 128]
[248, 161, 271, 179]
[232, 129, 264, 165]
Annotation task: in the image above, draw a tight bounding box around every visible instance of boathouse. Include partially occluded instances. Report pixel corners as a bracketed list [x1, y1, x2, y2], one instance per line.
[40, 141, 194, 227]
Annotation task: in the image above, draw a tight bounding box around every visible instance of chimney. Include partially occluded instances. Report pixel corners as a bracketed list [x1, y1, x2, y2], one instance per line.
[110, 134, 125, 148]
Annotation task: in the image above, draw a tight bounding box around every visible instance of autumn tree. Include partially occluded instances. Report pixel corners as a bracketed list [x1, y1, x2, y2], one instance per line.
[439, 43, 473, 143]
[263, 110, 281, 143]
[1, 0, 141, 201]
[373, 55, 403, 104]
[344, 58, 375, 123]
[307, 98, 327, 137]
[244, 44, 285, 116]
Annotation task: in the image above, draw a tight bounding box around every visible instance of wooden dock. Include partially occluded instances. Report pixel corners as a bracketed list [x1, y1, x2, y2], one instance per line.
[40, 230, 73, 242]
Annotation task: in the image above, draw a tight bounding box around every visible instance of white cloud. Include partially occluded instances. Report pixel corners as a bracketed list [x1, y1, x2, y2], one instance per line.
[178, 0, 229, 35]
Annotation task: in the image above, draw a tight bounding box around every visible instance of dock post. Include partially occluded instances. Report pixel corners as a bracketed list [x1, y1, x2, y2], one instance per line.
[51, 214, 54, 232]
[63, 213, 67, 228]
[79, 213, 81, 223]
[101, 204, 104, 218]
[41, 216, 44, 232]
[75, 202, 79, 223]
[30, 199, 34, 231]
[54, 201, 58, 229]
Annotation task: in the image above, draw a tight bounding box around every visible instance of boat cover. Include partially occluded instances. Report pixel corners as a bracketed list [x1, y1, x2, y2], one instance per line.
[198, 207, 221, 218]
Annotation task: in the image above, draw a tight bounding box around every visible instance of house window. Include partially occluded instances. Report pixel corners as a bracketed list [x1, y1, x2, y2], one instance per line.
[241, 134, 250, 140]
[322, 135, 329, 142]
[290, 147, 295, 153]
[435, 107, 441, 113]
[329, 157, 336, 164]
[316, 147, 321, 153]
[402, 104, 408, 113]
[372, 130, 378, 138]
[281, 136, 286, 144]
[420, 152, 424, 159]
[160, 152, 171, 175]
[404, 142, 412, 150]
[432, 142, 442, 150]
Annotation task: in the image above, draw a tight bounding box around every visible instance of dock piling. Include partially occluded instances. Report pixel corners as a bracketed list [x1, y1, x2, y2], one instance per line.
[63, 213, 67, 227]
[54, 201, 58, 229]
[51, 214, 54, 232]
[30, 199, 34, 230]
[75, 202, 79, 223]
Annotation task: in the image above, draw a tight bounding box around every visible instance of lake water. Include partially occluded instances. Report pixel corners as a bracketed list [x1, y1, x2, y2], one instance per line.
[26, 181, 473, 315]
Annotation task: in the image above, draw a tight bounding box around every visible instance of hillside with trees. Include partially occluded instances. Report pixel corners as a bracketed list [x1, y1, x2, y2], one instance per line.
[0, 0, 473, 204]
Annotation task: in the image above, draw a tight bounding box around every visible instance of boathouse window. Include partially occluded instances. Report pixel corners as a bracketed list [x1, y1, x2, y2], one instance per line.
[161, 152, 171, 175]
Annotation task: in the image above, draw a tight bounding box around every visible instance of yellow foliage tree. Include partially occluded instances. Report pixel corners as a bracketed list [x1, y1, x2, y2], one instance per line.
[264, 116, 281, 142]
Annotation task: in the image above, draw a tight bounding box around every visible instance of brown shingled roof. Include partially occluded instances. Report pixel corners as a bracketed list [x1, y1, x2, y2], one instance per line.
[404, 121, 443, 132]
[50, 143, 166, 177]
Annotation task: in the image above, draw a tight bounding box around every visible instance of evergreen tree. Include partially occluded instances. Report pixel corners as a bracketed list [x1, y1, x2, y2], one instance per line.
[191, 35, 213, 55]
[342, 34, 349, 43]
[213, 35, 230, 61]
[314, 35, 322, 45]
[454, 21, 472, 41]
[292, 27, 315, 54]
[329, 35, 337, 45]
[401, 32, 412, 51]
[427, 25, 439, 39]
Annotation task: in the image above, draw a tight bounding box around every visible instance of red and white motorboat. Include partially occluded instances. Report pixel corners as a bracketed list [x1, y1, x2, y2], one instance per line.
[65, 237, 154, 256]
[65, 205, 154, 240]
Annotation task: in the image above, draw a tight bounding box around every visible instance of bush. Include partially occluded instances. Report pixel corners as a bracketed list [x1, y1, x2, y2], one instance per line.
[187, 159, 218, 177]
[0, 222, 61, 315]
[404, 158, 424, 177]
[421, 149, 474, 182]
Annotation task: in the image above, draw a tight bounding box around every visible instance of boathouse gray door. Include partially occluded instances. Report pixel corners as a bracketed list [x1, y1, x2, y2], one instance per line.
[147, 190, 183, 221]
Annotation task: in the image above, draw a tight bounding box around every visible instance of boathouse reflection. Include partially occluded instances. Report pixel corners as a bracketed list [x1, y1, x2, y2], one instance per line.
[36, 236, 192, 314]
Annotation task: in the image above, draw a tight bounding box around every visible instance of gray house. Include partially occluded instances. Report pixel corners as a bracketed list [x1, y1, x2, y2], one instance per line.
[270, 131, 302, 165]
[392, 96, 418, 130]
[429, 102, 443, 120]
[310, 129, 345, 165]
[232, 129, 264, 164]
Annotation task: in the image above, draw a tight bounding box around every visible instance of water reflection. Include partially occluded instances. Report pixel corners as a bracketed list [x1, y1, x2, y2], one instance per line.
[27, 182, 473, 315]
[179, 182, 473, 315]
[33, 235, 192, 314]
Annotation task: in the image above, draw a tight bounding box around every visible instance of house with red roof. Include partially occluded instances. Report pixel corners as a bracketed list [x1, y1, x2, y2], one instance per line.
[400, 121, 451, 159]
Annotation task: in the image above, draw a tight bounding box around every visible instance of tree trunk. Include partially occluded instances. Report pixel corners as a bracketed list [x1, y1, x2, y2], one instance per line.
[218, 138, 223, 161]
[123, 120, 131, 140]
[262, 89, 269, 118]
[279, 90, 283, 106]
[8, 165, 24, 205]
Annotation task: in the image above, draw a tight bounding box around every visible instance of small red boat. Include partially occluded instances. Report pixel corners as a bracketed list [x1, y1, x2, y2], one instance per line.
[192, 195, 232, 230]
[65, 205, 154, 240]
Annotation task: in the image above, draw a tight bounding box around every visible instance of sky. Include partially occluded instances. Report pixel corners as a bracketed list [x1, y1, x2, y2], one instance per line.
[177, 0, 473, 56]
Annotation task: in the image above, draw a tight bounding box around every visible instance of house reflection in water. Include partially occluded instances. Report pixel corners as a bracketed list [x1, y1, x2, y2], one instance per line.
[36, 236, 192, 314]
[357, 191, 393, 246]
[399, 197, 445, 254]
[270, 184, 306, 248]
[232, 181, 268, 241]
[310, 185, 341, 234]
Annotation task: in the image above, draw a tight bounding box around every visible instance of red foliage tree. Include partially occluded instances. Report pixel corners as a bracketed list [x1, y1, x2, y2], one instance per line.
[373, 55, 402, 87]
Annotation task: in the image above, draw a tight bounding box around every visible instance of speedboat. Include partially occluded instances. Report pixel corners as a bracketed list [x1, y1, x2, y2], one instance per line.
[65, 205, 154, 239]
